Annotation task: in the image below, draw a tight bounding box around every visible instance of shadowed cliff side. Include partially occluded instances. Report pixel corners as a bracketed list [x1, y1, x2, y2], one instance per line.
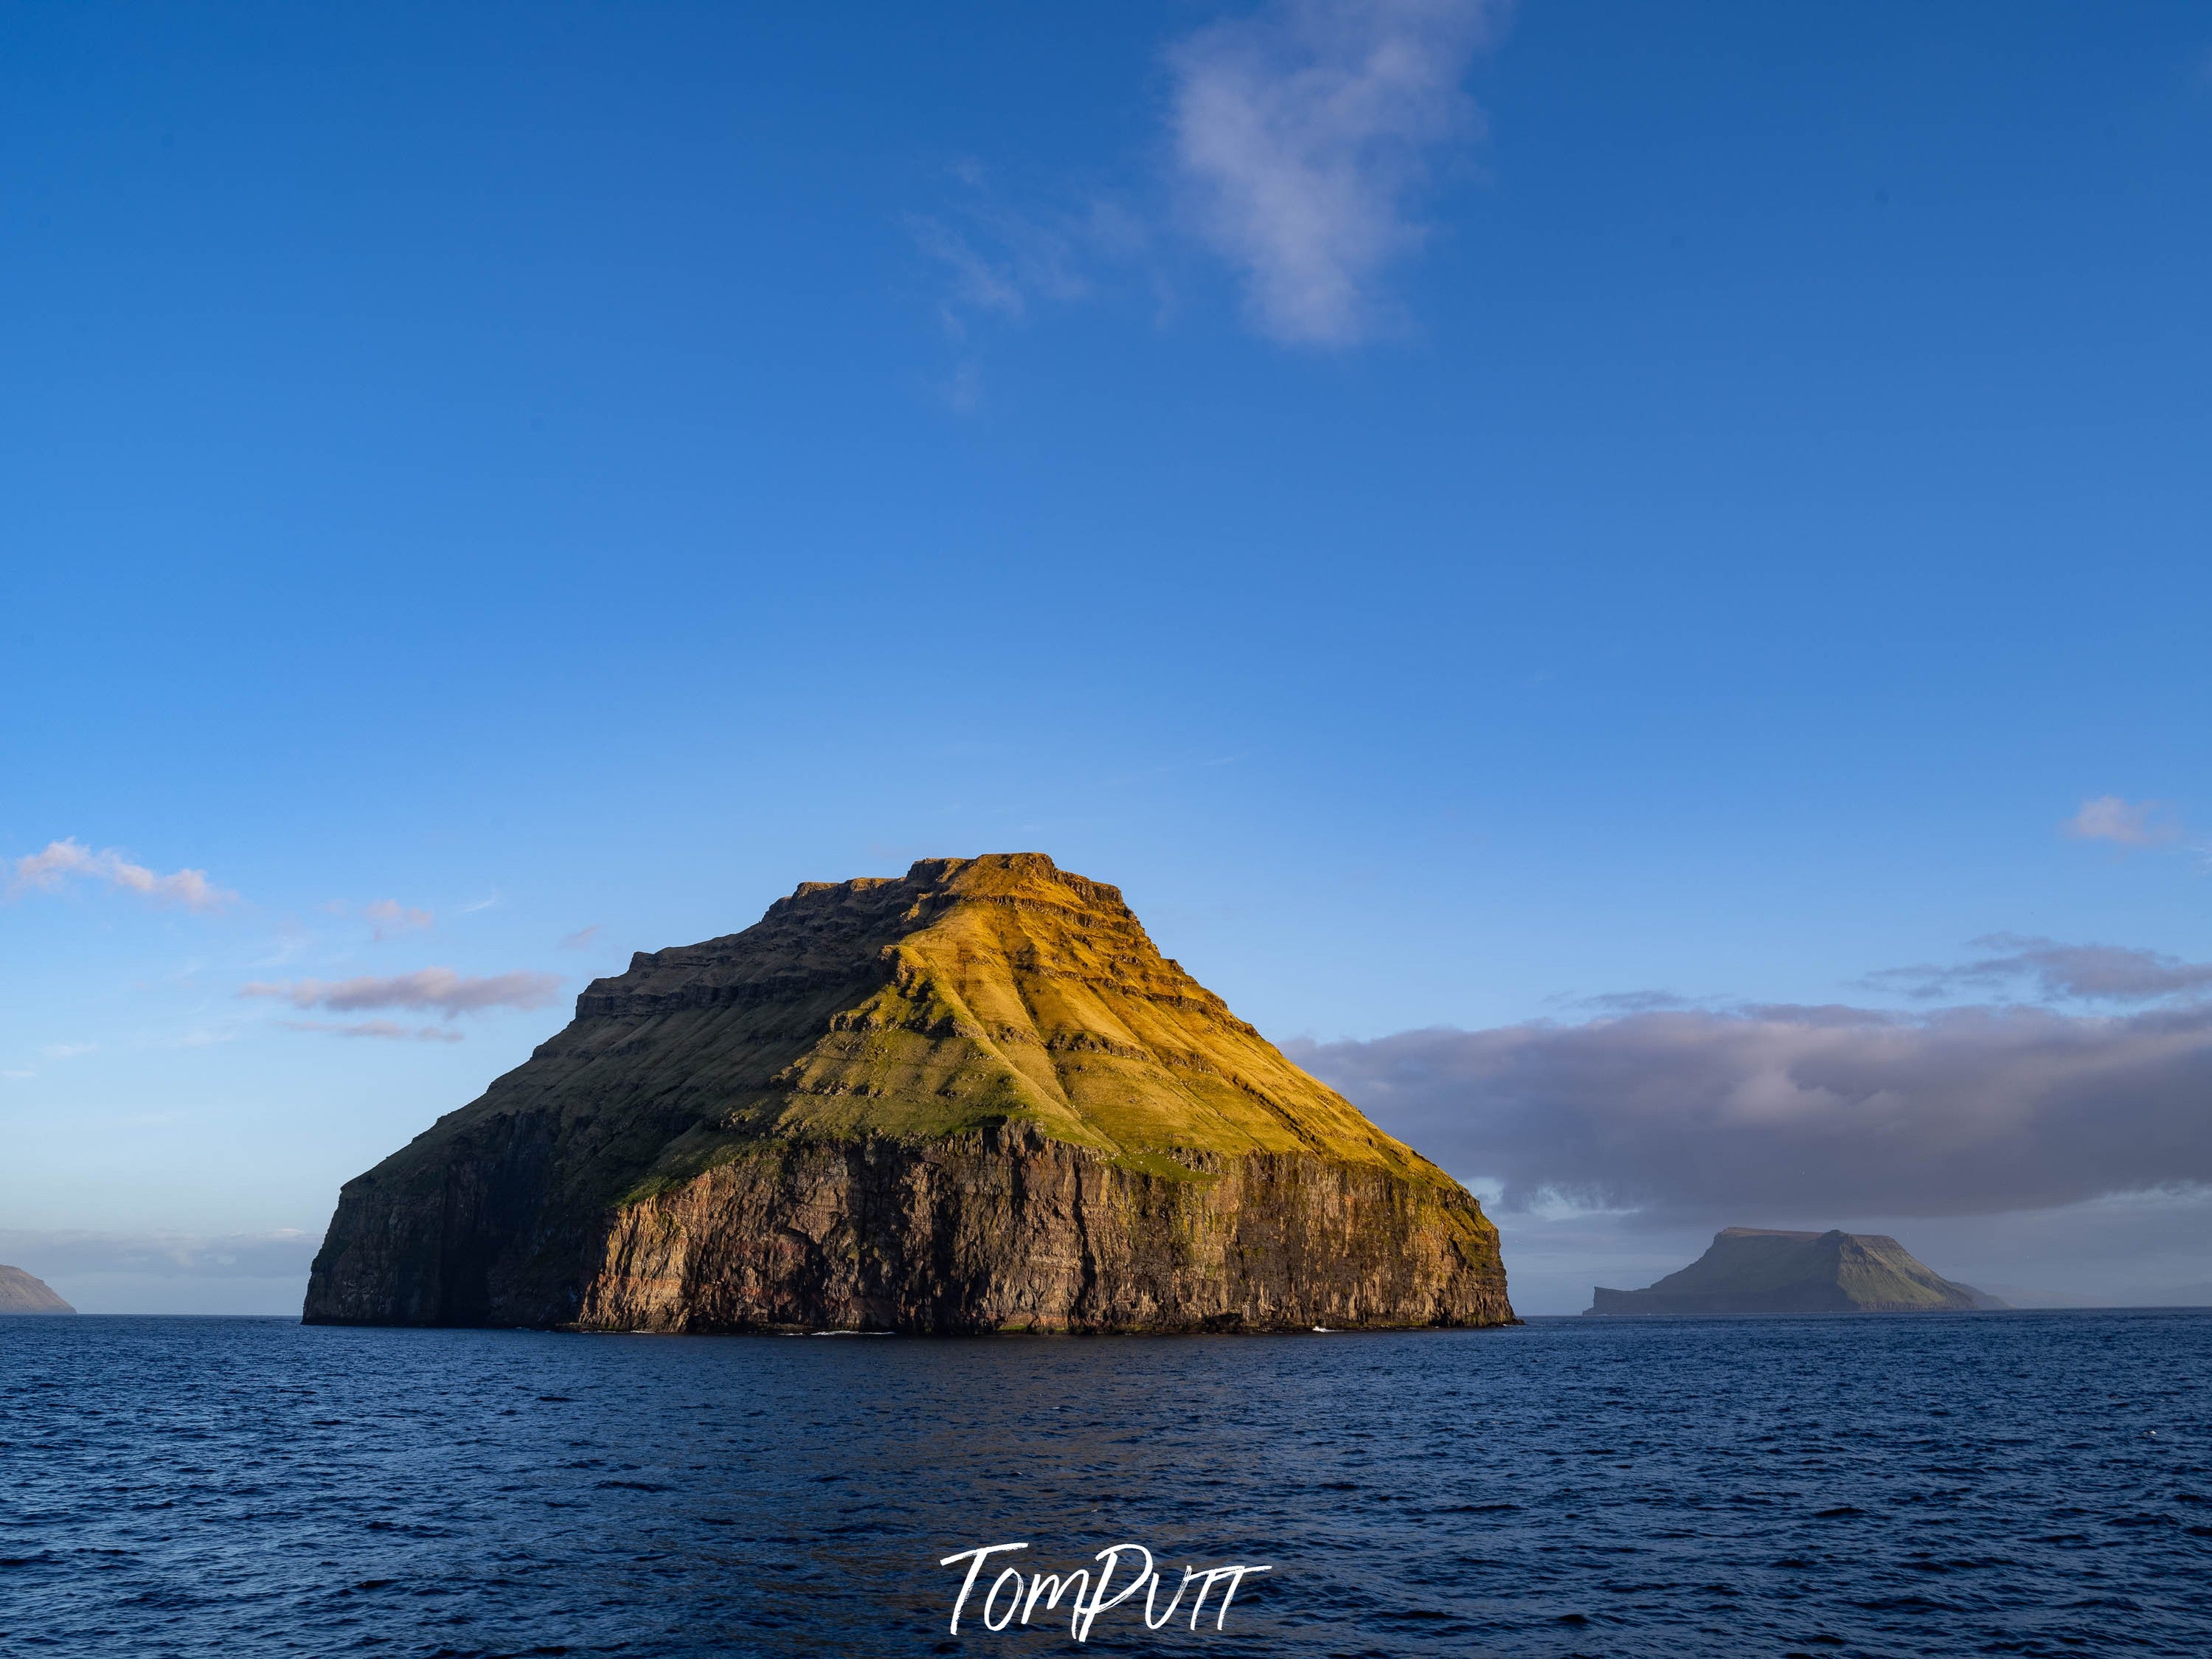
[306, 853, 1514, 1332]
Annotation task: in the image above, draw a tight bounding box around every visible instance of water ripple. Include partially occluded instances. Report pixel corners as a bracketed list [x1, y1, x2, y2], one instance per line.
[0, 1311, 2206, 1655]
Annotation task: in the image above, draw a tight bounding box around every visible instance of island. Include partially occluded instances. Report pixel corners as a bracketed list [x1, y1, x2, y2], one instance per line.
[1586, 1227, 2008, 1315]
[0, 1263, 76, 1315]
[305, 853, 1514, 1334]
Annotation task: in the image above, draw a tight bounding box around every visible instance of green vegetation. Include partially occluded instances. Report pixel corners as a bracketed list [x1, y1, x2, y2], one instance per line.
[371, 853, 1469, 1218]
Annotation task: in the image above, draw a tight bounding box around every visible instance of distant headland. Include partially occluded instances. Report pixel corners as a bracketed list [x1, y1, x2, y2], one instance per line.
[1587, 1227, 2007, 1316]
[0, 1263, 75, 1315]
[305, 853, 1516, 1334]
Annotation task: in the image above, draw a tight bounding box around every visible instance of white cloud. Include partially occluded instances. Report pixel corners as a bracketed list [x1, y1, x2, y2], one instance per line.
[8, 838, 236, 912]
[240, 966, 564, 1019]
[39, 1042, 96, 1060]
[0, 1069, 32, 1081]
[2062, 794, 2181, 846]
[558, 924, 603, 951]
[1167, 0, 1502, 344]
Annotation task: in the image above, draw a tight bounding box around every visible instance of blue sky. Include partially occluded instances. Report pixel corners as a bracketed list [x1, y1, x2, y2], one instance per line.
[4, 2, 2209, 1313]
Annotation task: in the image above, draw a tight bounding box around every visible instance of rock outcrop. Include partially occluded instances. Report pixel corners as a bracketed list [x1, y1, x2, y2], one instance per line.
[0, 1264, 76, 1315]
[1586, 1227, 2005, 1316]
[306, 853, 1514, 1333]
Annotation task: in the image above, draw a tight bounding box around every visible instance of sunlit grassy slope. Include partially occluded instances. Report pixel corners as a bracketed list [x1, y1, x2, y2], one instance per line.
[387, 854, 1466, 1208]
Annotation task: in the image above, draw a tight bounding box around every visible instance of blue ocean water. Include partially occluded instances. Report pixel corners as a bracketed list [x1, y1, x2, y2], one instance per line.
[1, 1311, 2206, 1657]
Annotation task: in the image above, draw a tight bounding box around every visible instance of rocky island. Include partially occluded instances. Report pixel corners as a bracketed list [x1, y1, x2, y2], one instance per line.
[1587, 1227, 2005, 1315]
[0, 1264, 76, 1315]
[305, 853, 1514, 1334]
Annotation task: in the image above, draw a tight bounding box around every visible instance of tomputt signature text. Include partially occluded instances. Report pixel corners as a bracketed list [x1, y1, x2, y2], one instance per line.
[940, 1542, 1272, 1642]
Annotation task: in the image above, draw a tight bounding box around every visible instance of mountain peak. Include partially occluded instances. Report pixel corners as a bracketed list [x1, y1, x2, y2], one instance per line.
[0, 1264, 75, 1315]
[307, 856, 1514, 1333]
[1588, 1226, 2005, 1315]
[558, 852, 1433, 1179]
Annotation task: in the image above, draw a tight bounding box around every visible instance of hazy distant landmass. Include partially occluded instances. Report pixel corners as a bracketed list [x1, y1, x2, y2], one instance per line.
[1587, 1227, 2007, 1316]
[305, 854, 1514, 1334]
[0, 1263, 75, 1314]
[1984, 1281, 2212, 1310]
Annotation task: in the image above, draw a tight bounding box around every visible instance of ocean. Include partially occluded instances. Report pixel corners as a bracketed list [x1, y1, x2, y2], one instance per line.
[2, 1310, 2205, 1656]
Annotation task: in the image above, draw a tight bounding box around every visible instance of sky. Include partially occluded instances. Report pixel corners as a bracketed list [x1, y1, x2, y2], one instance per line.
[4, 1, 2209, 1315]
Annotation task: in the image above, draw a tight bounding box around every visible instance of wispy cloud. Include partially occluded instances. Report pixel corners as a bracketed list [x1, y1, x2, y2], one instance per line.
[905, 168, 1141, 409]
[1863, 934, 2212, 1005]
[906, 162, 1109, 335]
[2063, 794, 2182, 847]
[460, 893, 501, 914]
[39, 1042, 96, 1060]
[1, 1068, 33, 1081]
[280, 1018, 467, 1044]
[240, 967, 563, 1019]
[558, 924, 603, 951]
[908, 211, 1033, 330]
[1574, 989, 1696, 1014]
[899, 2, 1499, 382]
[362, 899, 434, 940]
[1167, 0, 1503, 344]
[8, 839, 235, 912]
[170, 1025, 245, 1050]
[1294, 989, 2212, 1222]
[945, 359, 983, 414]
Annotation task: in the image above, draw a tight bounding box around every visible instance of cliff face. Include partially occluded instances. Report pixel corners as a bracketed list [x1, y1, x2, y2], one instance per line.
[0, 1264, 75, 1315]
[306, 854, 1513, 1332]
[1586, 1227, 2003, 1316]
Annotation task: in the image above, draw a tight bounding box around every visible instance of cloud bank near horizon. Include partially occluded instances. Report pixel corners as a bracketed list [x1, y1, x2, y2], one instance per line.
[1292, 941, 2212, 1223]
[0, 1229, 323, 1315]
[0, 1227, 321, 1281]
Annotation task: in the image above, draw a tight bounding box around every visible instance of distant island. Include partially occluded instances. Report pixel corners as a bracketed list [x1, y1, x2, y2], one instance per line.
[0, 1263, 75, 1315]
[306, 853, 1515, 1334]
[1587, 1227, 2007, 1315]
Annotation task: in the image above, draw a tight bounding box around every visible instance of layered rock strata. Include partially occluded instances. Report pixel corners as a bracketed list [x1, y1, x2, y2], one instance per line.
[306, 853, 1513, 1333]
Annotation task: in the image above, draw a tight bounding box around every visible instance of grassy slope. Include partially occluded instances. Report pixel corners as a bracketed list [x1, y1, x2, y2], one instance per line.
[358, 854, 1466, 1213]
